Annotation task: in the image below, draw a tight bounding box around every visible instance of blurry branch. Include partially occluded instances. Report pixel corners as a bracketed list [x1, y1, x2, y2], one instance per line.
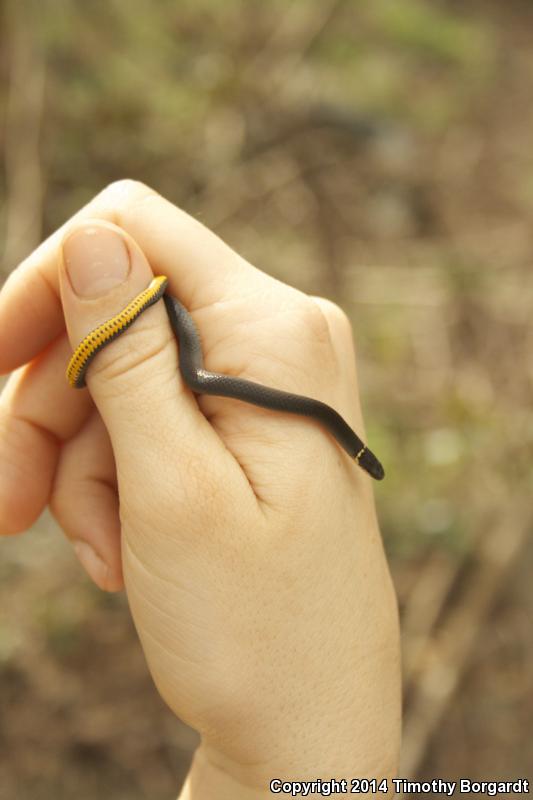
[246, 0, 346, 93]
[399, 497, 532, 781]
[295, 150, 344, 298]
[401, 552, 463, 691]
[2, 0, 45, 272]
[345, 265, 449, 306]
[199, 105, 382, 231]
[199, 153, 339, 230]
[242, 104, 382, 160]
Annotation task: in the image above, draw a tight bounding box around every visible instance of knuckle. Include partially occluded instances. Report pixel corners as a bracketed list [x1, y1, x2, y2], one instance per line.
[295, 297, 332, 345]
[310, 296, 355, 348]
[312, 295, 352, 333]
[102, 178, 151, 199]
[99, 180, 157, 220]
[257, 295, 340, 379]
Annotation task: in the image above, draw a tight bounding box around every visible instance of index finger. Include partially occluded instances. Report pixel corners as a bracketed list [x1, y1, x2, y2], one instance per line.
[0, 180, 263, 373]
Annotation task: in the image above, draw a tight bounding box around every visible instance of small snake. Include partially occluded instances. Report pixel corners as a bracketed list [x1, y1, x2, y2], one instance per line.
[66, 276, 385, 480]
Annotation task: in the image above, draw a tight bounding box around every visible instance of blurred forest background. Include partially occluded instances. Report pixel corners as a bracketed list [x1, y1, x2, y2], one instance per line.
[1, 0, 532, 798]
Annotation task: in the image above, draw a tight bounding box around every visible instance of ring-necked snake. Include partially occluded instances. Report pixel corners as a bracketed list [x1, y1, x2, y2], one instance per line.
[66, 276, 385, 480]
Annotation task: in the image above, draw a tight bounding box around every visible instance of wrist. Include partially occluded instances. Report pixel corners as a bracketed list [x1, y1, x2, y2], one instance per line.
[178, 560, 401, 797]
[179, 725, 400, 800]
[178, 745, 272, 800]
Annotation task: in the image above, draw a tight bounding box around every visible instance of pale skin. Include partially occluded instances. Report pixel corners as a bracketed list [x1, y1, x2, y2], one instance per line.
[0, 181, 401, 798]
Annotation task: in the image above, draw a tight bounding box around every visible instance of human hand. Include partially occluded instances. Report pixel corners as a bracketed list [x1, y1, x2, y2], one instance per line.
[0, 181, 400, 797]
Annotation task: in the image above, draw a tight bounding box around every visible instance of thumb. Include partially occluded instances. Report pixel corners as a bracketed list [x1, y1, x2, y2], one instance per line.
[59, 219, 217, 478]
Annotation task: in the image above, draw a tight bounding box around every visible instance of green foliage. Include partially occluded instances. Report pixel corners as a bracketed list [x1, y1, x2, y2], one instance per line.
[368, 0, 493, 69]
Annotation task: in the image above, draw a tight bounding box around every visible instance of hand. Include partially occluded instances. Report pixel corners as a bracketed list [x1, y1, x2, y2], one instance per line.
[0, 181, 400, 797]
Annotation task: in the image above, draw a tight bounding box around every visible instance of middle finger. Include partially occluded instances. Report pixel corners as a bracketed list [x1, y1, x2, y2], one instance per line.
[0, 332, 92, 534]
